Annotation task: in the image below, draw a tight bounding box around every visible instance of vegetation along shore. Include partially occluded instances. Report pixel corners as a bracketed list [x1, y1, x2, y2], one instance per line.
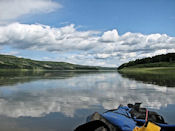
[118, 53, 175, 74]
[0, 54, 116, 71]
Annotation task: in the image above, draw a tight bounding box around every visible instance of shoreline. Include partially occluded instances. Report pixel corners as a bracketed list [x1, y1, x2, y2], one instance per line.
[0, 69, 117, 72]
[118, 67, 175, 74]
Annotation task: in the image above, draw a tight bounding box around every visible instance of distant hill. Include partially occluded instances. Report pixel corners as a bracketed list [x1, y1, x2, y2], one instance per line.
[118, 53, 175, 70]
[0, 54, 116, 70]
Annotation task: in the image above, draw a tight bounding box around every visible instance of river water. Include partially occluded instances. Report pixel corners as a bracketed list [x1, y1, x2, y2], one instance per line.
[0, 71, 175, 131]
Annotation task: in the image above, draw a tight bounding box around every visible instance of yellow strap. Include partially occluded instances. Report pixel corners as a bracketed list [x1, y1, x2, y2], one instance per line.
[133, 122, 161, 131]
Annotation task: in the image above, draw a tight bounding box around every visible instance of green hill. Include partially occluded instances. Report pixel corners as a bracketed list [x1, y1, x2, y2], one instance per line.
[0, 54, 116, 71]
[118, 53, 175, 70]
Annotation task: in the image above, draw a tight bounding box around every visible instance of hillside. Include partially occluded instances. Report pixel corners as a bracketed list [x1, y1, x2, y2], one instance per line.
[0, 54, 115, 70]
[117, 53, 175, 87]
[118, 53, 175, 70]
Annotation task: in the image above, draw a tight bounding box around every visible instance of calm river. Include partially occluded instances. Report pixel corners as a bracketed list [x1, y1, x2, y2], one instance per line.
[0, 71, 175, 131]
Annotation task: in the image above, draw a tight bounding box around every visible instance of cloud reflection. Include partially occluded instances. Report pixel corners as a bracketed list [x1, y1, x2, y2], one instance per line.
[0, 72, 175, 118]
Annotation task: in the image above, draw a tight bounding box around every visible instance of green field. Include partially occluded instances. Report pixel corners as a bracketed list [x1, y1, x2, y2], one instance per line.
[119, 67, 175, 74]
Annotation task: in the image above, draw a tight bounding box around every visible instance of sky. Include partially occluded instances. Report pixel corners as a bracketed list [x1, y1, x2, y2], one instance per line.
[0, 0, 175, 67]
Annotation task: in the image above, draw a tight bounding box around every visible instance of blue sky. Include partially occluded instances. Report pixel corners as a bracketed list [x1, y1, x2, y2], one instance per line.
[0, 0, 175, 67]
[20, 0, 175, 36]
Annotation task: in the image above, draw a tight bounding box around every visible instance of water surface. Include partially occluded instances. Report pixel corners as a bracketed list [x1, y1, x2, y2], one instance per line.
[0, 71, 175, 131]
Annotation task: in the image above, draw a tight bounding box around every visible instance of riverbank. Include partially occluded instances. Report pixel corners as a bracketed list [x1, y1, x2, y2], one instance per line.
[118, 67, 175, 87]
[118, 67, 175, 74]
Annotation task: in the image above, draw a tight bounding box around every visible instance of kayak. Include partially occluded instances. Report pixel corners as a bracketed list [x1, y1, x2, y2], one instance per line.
[75, 103, 175, 131]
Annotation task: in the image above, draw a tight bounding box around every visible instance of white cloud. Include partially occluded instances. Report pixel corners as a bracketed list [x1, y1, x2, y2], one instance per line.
[0, 23, 175, 67]
[1, 51, 19, 55]
[95, 53, 111, 59]
[100, 29, 119, 42]
[0, 23, 100, 51]
[0, 0, 61, 23]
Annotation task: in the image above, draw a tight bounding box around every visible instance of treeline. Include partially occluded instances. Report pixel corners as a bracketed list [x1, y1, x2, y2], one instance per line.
[0, 54, 115, 70]
[118, 53, 175, 69]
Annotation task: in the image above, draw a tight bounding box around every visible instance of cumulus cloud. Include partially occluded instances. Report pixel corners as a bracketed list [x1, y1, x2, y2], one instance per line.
[100, 29, 119, 42]
[0, 23, 175, 66]
[0, 0, 61, 23]
[0, 23, 100, 51]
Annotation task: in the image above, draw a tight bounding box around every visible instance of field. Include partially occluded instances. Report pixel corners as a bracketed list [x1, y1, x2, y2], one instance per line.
[119, 67, 175, 74]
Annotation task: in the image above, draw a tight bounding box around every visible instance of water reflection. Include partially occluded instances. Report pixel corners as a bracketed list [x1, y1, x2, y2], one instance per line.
[0, 70, 103, 86]
[0, 71, 175, 130]
[118, 71, 175, 87]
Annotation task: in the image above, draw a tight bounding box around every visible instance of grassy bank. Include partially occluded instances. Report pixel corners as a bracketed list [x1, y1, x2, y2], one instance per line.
[118, 67, 175, 74]
[118, 53, 175, 70]
[118, 67, 175, 87]
[117, 53, 175, 87]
